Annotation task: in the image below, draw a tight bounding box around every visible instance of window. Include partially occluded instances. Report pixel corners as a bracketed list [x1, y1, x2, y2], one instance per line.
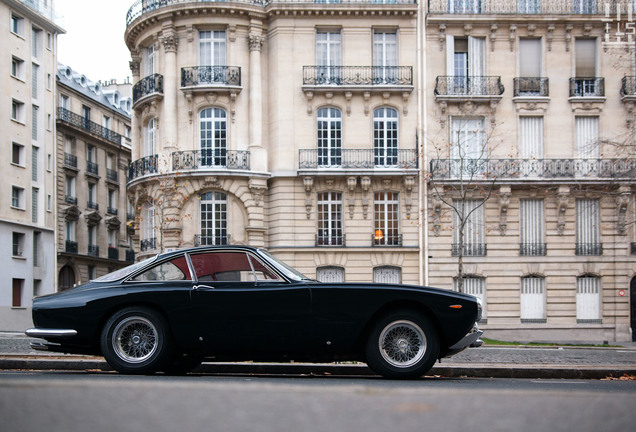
[12, 99, 25, 122]
[452, 199, 486, 256]
[33, 232, 40, 267]
[11, 57, 24, 80]
[519, 117, 544, 159]
[33, 279, 41, 298]
[47, 73, 51, 90]
[32, 63, 39, 99]
[65, 221, 77, 254]
[81, 105, 91, 126]
[521, 276, 546, 323]
[317, 107, 342, 167]
[65, 176, 76, 203]
[374, 107, 399, 167]
[11, 14, 24, 36]
[141, 204, 156, 251]
[576, 199, 601, 255]
[32, 146, 39, 181]
[577, 276, 601, 323]
[88, 226, 98, 256]
[87, 145, 98, 175]
[12, 186, 24, 209]
[199, 108, 227, 167]
[12, 143, 24, 166]
[450, 117, 486, 177]
[575, 116, 599, 159]
[517, 38, 545, 96]
[60, 94, 70, 110]
[455, 277, 486, 320]
[145, 118, 156, 157]
[145, 44, 156, 76]
[12, 279, 24, 308]
[189, 251, 280, 282]
[88, 265, 96, 280]
[87, 183, 97, 209]
[373, 30, 397, 83]
[12, 232, 24, 257]
[107, 189, 117, 214]
[520, 199, 545, 256]
[447, 0, 483, 13]
[132, 256, 192, 282]
[573, 0, 596, 14]
[32, 187, 39, 223]
[32, 27, 42, 59]
[316, 30, 342, 84]
[374, 266, 402, 284]
[317, 192, 344, 246]
[445, 36, 486, 94]
[374, 192, 400, 246]
[199, 191, 228, 246]
[31, 105, 39, 140]
[573, 38, 599, 96]
[59, 266, 75, 291]
[103, 115, 111, 134]
[199, 30, 226, 66]
[316, 266, 345, 283]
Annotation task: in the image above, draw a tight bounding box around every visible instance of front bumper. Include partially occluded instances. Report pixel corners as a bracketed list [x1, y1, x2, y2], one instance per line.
[25, 328, 77, 338]
[443, 324, 484, 358]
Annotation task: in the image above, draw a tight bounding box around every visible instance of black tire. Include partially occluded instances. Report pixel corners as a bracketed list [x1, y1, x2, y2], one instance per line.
[364, 310, 440, 379]
[100, 307, 172, 374]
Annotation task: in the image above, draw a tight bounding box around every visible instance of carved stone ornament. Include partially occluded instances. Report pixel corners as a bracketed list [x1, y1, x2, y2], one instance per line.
[616, 186, 631, 235]
[161, 34, 178, 53]
[498, 186, 511, 235]
[557, 186, 570, 236]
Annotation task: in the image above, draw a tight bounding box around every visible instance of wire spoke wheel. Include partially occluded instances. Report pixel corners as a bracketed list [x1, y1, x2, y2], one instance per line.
[112, 317, 159, 363]
[379, 320, 426, 368]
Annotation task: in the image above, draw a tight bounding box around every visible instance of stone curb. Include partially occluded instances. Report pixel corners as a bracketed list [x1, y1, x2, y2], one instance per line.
[1, 357, 635, 379]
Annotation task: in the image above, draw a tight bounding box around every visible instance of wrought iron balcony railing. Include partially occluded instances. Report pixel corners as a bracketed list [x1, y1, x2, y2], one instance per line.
[194, 234, 230, 247]
[452, 243, 487, 257]
[65, 240, 78, 254]
[576, 243, 603, 256]
[513, 77, 549, 97]
[88, 245, 100, 257]
[128, 155, 158, 181]
[140, 237, 156, 252]
[621, 76, 636, 97]
[299, 149, 418, 170]
[126, 249, 135, 262]
[133, 74, 163, 103]
[127, 0, 418, 26]
[520, 243, 547, 256]
[316, 233, 346, 247]
[65, 195, 78, 205]
[107, 168, 118, 182]
[64, 153, 77, 168]
[303, 66, 413, 86]
[181, 66, 241, 88]
[87, 201, 99, 211]
[107, 207, 118, 216]
[569, 77, 605, 97]
[57, 107, 122, 145]
[87, 161, 99, 176]
[430, 159, 636, 181]
[371, 234, 403, 247]
[428, 0, 624, 14]
[172, 150, 250, 171]
[108, 246, 119, 260]
[434, 76, 504, 97]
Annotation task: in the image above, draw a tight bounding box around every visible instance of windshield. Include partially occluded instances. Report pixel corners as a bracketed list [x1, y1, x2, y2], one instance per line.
[257, 249, 310, 282]
[93, 256, 158, 282]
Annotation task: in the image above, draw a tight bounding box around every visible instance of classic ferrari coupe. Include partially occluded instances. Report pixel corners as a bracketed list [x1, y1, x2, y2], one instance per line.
[26, 246, 482, 379]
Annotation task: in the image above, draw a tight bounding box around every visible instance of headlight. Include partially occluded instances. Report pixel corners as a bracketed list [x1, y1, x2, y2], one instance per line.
[476, 297, 483, 321]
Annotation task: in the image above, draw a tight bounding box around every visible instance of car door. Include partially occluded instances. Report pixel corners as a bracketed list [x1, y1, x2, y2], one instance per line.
[188, 250, 312, 356]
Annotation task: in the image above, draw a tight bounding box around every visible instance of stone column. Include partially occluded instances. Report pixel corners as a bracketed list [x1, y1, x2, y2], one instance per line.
[161, 28, 178, 155]
[248, 24, 266, 173]
[129, 56, 141, 162]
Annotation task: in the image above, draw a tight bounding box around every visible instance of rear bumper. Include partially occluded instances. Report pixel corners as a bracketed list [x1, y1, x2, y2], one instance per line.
[25, 328, 77, 338]
[444, 324, 484, 358]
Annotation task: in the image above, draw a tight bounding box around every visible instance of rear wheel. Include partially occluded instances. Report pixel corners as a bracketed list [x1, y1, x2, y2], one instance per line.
[365, 310, 439, 379]
[100, 307, 172, 374]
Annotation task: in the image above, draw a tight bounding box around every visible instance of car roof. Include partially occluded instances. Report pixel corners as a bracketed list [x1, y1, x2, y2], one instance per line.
[155, 245, 262, 260]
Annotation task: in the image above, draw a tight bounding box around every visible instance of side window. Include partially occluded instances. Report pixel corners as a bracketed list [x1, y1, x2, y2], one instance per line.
[131, 256, 191, 281]
[189, 251, 280, 282]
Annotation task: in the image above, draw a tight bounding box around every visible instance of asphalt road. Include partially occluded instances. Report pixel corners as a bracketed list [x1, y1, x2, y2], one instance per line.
[1, 371, 635, 432]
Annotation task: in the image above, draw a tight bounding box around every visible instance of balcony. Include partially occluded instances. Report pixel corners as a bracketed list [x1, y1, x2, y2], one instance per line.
[299, 149, 418, 174]
[513, 77, 549, 97]
[429, 159, 636, 183]
[172, 150, 250, 171]
[132, 73, 163, 108]
[621, 76, 636, 101]
[427, 0, 621, 14]
[106, 168, 118, 183]
[140, 237, 156, 252]
[434, 76, 504, 101]
[57, 107, 122, 145]
[452, 243, 487, 257]
[64, 153, 78, 169]
[88, 245, 99, 257]
[569, 77, 605, 98]
[181, 66, 241, 93]
[316, 233, 346, 247]
[65, 195, 78, 205]
[520, 243, 547, 256]
[126, 249, 135, 262]
[65, 240, 78, 254]
[128, 155, 158, 181]
[87, 201, 99, 211]
[371, 233, 403, 247]
[87, 161, 99, 176]
[303, 66, 413, 87]
[107, 207, 118, 216]
[576, 243, 603, 256]
[108, 246, 119, 260]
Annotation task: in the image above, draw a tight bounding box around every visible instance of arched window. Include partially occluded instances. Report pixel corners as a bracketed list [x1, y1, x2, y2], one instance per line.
[316, 266, 344, 283]
[199, 191, 228, 246]
[373, 266, 401, 284]
[59, 265, 75, 291]
[317, 107, 342, 167]
[373, 107, 398, 167]
[199, 108, 227, 167]
[140, 203, 155, 251]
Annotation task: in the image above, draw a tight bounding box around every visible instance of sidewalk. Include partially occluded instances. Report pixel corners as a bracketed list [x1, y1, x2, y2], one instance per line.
[1, 332, 635, 379]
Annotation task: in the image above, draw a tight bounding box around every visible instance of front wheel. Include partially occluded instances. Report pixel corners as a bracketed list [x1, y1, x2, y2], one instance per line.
[100, 307, 172, 374]
[365, 311, 439, 379]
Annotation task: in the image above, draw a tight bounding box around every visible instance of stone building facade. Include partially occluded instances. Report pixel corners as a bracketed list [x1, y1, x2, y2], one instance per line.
[56, 65, 134, 289]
